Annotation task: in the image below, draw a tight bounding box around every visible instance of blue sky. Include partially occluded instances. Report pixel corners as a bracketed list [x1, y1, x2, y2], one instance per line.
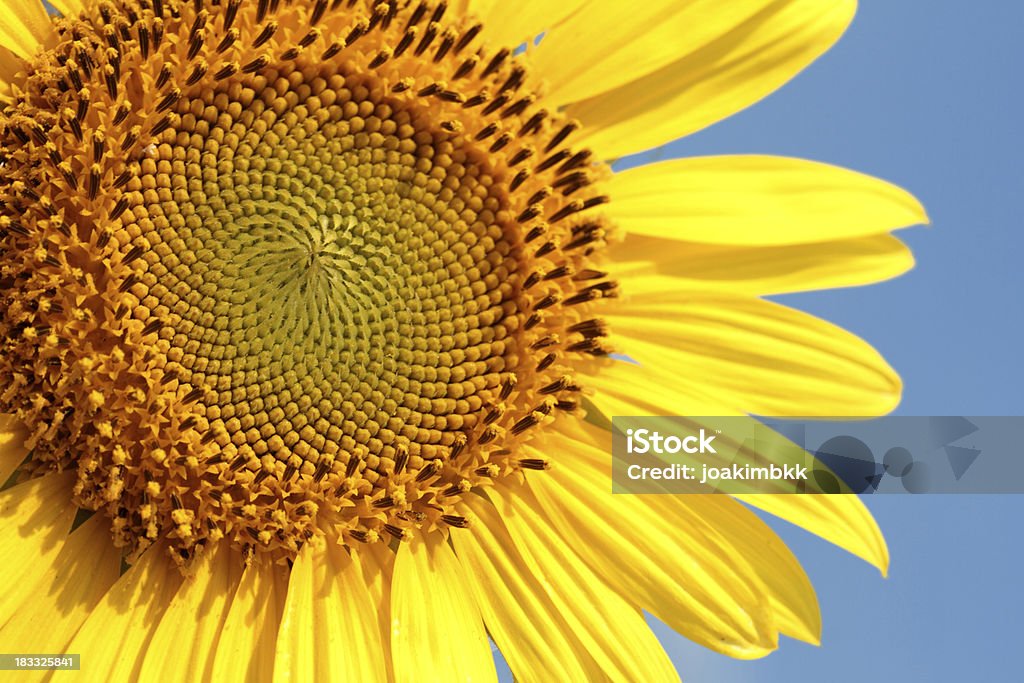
[500, 2, 1022, 681]
[631, 2, 1023, 681]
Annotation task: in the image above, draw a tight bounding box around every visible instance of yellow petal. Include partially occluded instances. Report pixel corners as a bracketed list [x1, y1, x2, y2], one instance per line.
[62, 540, 184, 682]
[493, 484, 680, 681]
[138, 543, 243, 683]
[535, 0, 793, 106]
[0, 514, 121, 653]
[524, 423, 779, 658]
[452, 498, 595, 682]
[0, 413, 29, 485]
[568, 0, 856, 158]
[553, 418, 822, 643]
[391, 532, 497, 683]
[0, 473, 77, 621]
[608, 156, 927, 245]
[211, 553, 288, 683]
[611, 233, 914, 295]
[0, 0, 56, 60]
[605, 293, 902, 415]
[274, 541, 387, 683]
[469, 0, 585, 49]
[737, 492, 889, 575]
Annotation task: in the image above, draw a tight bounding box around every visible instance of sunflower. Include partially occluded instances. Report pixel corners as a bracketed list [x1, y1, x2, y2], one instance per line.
[0, 0, 926, 680]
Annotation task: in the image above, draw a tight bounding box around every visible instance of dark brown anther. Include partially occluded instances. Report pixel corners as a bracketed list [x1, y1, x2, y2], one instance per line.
[225, 0, 241, 31]
[368, 49, 391, 68]
[11, 126, 30, 144]
[348, 530, 369, 543]
[299, 29, 319, 48]
[252, 21, 277, 48]
[545, 121, 580, 152]
[214, 63, 238, 80]
[113, 102, 131, 125]
[510, 414, 540, 436]
[216, 28, 238, 53]
[321, 42, 342, 59]
[438, 89, 465, 103]
[153, 0, 164, 16]
[462, 91, 487, 108]
[509, 147, 534, 166]
[186, 62, 208, 85]
[536, 353, 557, 371]
[97, 231, 111, 248]
[453, 55, 478, 79]
[455, 23, 481, 53]
[104, 69, 118, 99]
[536, 149, 570, 173]
[415, 460, 438, 482]
[450, 433, 467, 460]
[390, 79, 411, 93]
[345, 456, 360, 478]
[252, 470, 271, 486]
[405, 1, 427, 29]
[156, 88, 181, 114]
[524, 222, 547, 242]
[414, 22, 438, 56]
[142, 319, 162, 336]
[524, 312, 543, 329]
[76, 96, 90, 123]
[87, 166, 101, 200]
[373, 496, 395, 509]
[311, 0, 328, 25]
[519, 458, 549, 471]
[393, 447, 409, 474]
[441, 515, 469, 529]
[509, 169, 531, 191]
[533, 293, 560, 310]
[569, 319, 608, 337]
[344, 21, 368, 47]
[475, 122, 498, 141]
[150, 115, 173, 136]
[500, 66, 525, 94]
[187, 33, 204, 61]
[117, 272, 137, 291]
[183, 386, 205, 403]
[257, 0, 270, 23]
[534, 241, 556, 257]
[280, 47, 301, 60]
[530, 335, 558, 350]
[500, 375, 517, 400]
[313, 461, 330, 483]
[489, 133, 513, 152]
[392, 28, 417, 57]
[482, 47, 510, 78]
[484, 405, 504, 425]
[558, 149, 592, 174]
[434, 30, 455, 62]
[241, 56, 269, 73]
[124, 244, 145, 264]
[155, 64, 172, 89]
[518, 110, 547, 137]
[482, 93, 510, 116]
[517, 204, 543, 223]
[113, 169, 132, 188]
[383, 524, 406, 541]
[417, 82, 441, 97]
[60, 164, 78, 189]
[549, 199, 585, 223]
[564, 288, 602, 306]
[30, 124, 46, 145]
[502, 96, 533, 118]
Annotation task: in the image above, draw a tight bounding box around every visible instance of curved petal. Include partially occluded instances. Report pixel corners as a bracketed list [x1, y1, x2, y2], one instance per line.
[452, 498, 595, 682]
[610, 233, 914, 295]
[47, 1, 86, 19]
[737, 492, 889, 575]
[535, 0, 788, 106]
[0, 473, 77, 625]
[568, 0, 857, 158]
[492, 483, 680, 681]
[0, 514, 121, 652]
[274, 541, 387, 683]
[523, 424, 780, 658]
[62, 540, 184, 682]
[138, 543, 243, 683]
[0, 0, 56, 60]
[540, 419, 822, 644]
[608, 156, 927, 245]
[212, 553, 288, 683]
[469, 0, 586, 49]
[391, 532, 497, 683]
[0, 413, 29, 485]
[605, 293, 902, 416]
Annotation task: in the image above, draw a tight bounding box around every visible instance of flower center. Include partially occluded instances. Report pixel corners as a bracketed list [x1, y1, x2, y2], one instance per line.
[0, 0, 616, 563]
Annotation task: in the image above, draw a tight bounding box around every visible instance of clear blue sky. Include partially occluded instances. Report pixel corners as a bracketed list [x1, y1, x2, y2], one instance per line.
[636, 2, 1023, 681]
[499, 2, 1023, 681]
